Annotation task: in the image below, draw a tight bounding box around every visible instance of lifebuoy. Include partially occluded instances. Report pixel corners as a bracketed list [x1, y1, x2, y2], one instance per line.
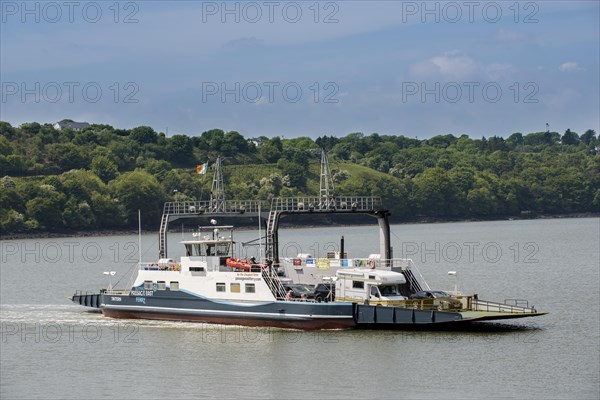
[367, 259, 376, 269]
[226, 258, 252, 271]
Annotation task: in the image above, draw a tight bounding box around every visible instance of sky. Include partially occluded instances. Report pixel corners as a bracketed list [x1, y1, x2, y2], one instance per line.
[1, 0, 599, 139]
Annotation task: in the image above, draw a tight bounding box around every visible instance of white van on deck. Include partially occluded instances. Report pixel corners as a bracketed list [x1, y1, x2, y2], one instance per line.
[335, 268, 408, 306]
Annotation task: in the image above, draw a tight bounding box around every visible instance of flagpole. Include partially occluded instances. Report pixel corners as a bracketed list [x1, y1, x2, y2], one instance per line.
[138, 209, 142, 265]
[258, 203, 263, 262]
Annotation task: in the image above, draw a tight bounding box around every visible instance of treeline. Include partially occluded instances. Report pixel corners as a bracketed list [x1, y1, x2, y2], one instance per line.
[0, 120, 598, 233]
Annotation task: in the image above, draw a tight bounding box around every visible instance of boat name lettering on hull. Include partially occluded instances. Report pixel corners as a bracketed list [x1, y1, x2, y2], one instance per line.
[235, 273, 261, 281]
[111, 297, 122, 302]
[129, 290, 154, 296]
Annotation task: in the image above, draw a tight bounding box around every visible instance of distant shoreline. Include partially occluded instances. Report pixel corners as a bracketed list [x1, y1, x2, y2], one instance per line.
[2, 212, 598, 240]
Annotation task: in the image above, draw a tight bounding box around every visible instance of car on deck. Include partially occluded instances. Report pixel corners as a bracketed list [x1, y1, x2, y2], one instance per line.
[313, 283, 335, 302]
[284, 284, 315, 299]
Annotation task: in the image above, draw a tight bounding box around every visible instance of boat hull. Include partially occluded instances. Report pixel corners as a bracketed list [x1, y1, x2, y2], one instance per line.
[74, 292, 545, 330]
[99, 292, 356, 330]
[101, 308, 355, 330]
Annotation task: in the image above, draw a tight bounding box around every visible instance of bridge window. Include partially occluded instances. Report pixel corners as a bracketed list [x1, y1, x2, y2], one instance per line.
[352, 280, 364, 289]
[230, 283, 240, 293]
[190, 267, 205, 272]
[185, 244, 204, 256]
[144, 281, 153, 290]
[157, 281, 166, 290]
[216, 283, 226, 292]
[245, 283, 255, 293]
[170, 281, 179, 291]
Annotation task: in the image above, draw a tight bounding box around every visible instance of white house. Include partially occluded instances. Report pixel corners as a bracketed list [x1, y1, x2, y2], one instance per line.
[53, 120, 90, 131]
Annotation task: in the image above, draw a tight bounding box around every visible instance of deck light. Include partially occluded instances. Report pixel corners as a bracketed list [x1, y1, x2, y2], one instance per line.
[448, 271, 458, 294]
[103, 271, 116, 290]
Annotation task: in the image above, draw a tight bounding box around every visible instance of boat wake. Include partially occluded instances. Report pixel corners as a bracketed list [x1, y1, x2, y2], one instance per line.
[0, 303, 313, 332]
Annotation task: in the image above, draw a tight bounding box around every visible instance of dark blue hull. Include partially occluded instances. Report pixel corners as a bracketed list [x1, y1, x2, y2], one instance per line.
[73, 291, 542, 329]
[100, 291, 356, 330]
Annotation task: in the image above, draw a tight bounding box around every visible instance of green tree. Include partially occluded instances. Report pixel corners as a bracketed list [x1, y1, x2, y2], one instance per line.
[199, 129, 225, 151]
[47, 143, 90, 171]
[91, 156, 119, 182]
[25, 185, 65, 229]
[580, 129, 597, 146]
[467, 187, 497, 215]
[60, 169, 106, 203]
[20, 122, 41, 135]
[2, 155, 30, 175]
[561, 129, 580, 146]
[129, 126, 158, 144]
[91, 192, 124, 228]
[0, 121, 17, 139]
[109, 170, 165, 226]
[277, 159, 307, 188]
[108, 139, 139, 170]
[409, 167, 463, 216]
[506, 132, 524, 149]
[145, 159, 173, 179]
[0, 135, 13, 155]
[166, 135, 195, 164]
[259, 144, 281, 163]
[1, 209, 26, 232]
[222, 131, 249, 156]
[62, 198, 96, 229]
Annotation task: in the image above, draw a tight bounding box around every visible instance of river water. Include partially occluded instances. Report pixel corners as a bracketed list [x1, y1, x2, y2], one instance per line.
[1, 218, 599, 399]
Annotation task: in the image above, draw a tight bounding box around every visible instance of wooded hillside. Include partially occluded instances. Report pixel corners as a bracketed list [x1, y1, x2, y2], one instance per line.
[1, 121, 598, 233]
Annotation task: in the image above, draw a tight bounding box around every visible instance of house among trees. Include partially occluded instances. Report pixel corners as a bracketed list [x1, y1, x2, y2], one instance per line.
[248, 137, 264, 147]
[53, 120, 90, 131]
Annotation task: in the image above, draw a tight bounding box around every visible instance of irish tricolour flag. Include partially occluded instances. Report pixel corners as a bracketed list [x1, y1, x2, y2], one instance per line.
[196, 162, 209, 175]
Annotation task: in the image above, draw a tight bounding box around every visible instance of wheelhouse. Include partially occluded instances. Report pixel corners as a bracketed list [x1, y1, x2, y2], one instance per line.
[182, 226, 235, 258]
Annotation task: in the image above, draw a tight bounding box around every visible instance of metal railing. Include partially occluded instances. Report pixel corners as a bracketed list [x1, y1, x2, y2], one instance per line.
[261, 267, 287, 299]
[163, 200, 267, 215]
[270, 196, 382, 212]
[472, 299, 537, 313]
[138, 262, 180, 271]
[103, 289, 131, 295]
[73, 290, 96, 297]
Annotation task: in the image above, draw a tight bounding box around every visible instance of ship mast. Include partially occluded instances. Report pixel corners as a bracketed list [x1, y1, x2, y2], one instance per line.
[319, 149, 335, 209]
[210, 156, 226, 212]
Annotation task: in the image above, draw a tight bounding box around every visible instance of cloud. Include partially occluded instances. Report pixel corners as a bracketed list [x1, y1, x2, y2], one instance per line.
[558, 62, 581, 72]
[429, 50, 478, 79]
[410, 50, 477, 80]
[410, 51, 514, 81]
[484, 63, 515, 80]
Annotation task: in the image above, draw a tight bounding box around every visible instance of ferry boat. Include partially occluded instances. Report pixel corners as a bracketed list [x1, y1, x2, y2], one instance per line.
[72, 218, 546, 329]
[78, 223, 355, 330]
[71, 154, 546, 329]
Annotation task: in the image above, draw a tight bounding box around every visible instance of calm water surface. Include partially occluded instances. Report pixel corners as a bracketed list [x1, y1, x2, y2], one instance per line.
[1, 218, 599, 399]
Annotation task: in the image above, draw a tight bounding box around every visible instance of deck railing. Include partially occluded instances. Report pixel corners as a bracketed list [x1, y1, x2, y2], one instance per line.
[102, 289, 131, 295]
[138, 262, 180, 271]
[163, 200, 267, 215]
[471, 298, 537, 313]
[270, 196, 382, 213]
